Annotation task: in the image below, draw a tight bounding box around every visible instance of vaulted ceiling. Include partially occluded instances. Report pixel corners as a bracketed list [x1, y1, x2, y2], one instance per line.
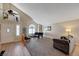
[12, 3, 79, 25]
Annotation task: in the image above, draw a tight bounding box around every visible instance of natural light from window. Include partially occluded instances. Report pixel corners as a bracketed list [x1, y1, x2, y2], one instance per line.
[16, 25, 20, 36]
[29, 24, 35, 35]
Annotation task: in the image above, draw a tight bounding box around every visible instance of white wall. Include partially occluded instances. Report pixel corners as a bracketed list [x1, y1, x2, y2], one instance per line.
[43, 19, 79, 43]
[1, 21, 16, 43]
[0, 3, 39, 44]
[10, 3, 38, 35]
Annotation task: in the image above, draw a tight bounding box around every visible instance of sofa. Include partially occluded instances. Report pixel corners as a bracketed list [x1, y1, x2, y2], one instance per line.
[53, 36, 75, 55]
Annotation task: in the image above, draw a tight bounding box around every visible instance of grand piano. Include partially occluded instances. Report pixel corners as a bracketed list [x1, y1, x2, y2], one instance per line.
[33, 32, 43, 39]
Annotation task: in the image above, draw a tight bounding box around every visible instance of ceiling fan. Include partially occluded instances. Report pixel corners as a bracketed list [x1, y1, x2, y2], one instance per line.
[8, 9, 18, 16]
[3, 9, 20, 22]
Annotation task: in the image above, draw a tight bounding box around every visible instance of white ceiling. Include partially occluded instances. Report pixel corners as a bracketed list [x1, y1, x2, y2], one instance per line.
[12, 3, 79, 25]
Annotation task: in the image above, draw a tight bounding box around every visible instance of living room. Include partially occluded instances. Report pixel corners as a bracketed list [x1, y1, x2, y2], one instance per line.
[0, 3, 79, 56]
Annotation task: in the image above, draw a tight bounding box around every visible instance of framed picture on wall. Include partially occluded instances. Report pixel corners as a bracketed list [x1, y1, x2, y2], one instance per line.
[47, 26, 51, 31]
[44, 26, 51, 31]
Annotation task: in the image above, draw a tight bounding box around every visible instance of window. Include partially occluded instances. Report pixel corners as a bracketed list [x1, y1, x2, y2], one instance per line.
[29, 24, 35, 35]
[7, 28, 10, 32]
[16, 25, 20, 36]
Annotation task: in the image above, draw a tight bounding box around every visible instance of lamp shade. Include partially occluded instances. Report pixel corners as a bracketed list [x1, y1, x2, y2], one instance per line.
[66, 28, 71, 32]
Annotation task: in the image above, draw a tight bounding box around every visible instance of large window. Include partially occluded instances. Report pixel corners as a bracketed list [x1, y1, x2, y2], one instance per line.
[16, 25, 20, 36]
[29, 24, 35, 35]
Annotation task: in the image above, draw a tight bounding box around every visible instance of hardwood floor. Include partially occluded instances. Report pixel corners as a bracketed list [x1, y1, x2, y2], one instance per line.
[1, 42, 30, 56]
[26, 38, 66, 56]
[26, 38, 79, 56]
[72, 44, 79, 56]
[0, 38, 66, 56]
[1, 37, 79, 56]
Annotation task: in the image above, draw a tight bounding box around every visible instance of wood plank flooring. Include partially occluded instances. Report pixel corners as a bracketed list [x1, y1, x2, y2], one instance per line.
[26, 38, 79, 56]
[26, 38, 66, 56]
[1, 42, 30, 56]
[1, 37, 79, 56]
[72, 44, 79, 56]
